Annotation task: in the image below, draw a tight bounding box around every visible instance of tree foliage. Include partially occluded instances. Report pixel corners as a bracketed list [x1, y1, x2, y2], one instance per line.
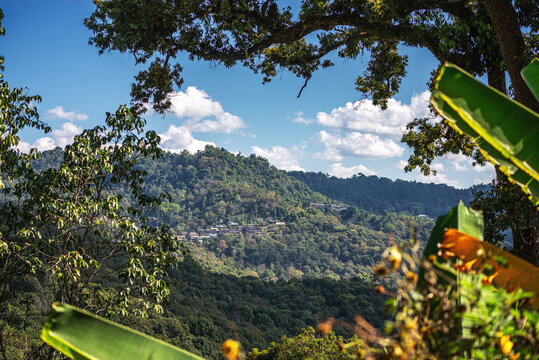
[0, 10, 183, 358]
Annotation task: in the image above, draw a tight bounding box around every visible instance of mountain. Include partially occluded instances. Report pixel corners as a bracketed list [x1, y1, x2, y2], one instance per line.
[34, 147, 434, 281]
[19, 146, 425, 359]
[289, 171, 477, 218]
[133, 147, 434, 280]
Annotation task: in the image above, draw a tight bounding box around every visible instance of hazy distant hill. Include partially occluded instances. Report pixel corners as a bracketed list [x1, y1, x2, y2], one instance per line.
[289, 171, 477, 218]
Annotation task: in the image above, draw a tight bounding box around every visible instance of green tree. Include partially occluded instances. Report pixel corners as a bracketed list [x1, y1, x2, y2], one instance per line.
[248, 327, 364, 360]
[0, 10, 182, 358]
[85, 0, 538, 263]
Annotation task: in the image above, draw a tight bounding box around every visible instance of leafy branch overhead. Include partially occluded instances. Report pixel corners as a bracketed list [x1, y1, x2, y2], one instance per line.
[84, 0, 537, 113]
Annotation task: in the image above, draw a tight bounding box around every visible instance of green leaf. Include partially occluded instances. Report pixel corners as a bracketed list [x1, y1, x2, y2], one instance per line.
[417, 201, 484, 339]
[41, 303, 205, 360]
[430, 63, 539, 207]
[418, 200, 484, 286]
[521, 58, 539, 102]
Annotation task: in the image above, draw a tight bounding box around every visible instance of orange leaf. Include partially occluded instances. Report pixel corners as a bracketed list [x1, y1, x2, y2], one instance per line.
[441, 229, 539, 308]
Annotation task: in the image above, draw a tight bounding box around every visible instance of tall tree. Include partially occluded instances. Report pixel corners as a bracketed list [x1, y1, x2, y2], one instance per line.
[0, 10, 182, 358]
[84, 0, 538, 263]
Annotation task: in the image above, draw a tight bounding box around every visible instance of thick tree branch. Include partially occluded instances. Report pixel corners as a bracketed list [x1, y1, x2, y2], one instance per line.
[481, 0, 538, 112]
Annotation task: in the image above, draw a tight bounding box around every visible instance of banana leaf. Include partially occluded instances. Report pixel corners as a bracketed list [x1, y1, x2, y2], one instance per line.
[41, 303, 205, 360]
[417, 201, 484, 338]
[440, 229, 539, 309]
[418, 200, 484, 287]
[521, 58, 539, 101]
[430, 63, 539, 207]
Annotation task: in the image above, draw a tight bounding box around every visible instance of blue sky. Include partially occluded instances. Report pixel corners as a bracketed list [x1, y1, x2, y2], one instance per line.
[1, 1, 495, 188]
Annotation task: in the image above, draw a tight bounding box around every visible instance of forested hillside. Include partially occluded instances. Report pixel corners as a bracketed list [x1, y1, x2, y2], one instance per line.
[289, 171, 478, 217]
[9, 255, 388, 359]
[137, 147, 434, 280]
[35, 146, 434, 281]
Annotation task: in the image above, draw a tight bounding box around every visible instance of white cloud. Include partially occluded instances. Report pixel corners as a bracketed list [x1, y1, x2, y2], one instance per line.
[328, 163, 377, 178]
[474, 177, 494, 185]
[452, 161, 468, 171]
[251, 145, 304, 171]
[33, 137, 56, 151]
[51, 122, 83, 148]
[314, 130, 404, 160]
[473, 164, 494, 173]
[46, 106, 89, 121]
[396, 159, 408, 170]
[292, 111, 312, 125]
[168, 87, 246, 133]
[159, 125, 215, 153]
[432, 163, 445, 172]
[417, 173, 461, 188]
[15, 140, 32, 153]
[16, 122, 81, 153]
[315, 91, 432, 137]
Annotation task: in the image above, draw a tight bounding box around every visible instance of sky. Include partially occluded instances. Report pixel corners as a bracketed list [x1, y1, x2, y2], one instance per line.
[0, 1, 496, 188]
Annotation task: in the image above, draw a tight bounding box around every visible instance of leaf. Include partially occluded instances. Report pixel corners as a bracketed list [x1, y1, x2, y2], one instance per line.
[418, 200, 484, 285]
[521, 58, 539, 102]
[430, 63, 539, 207]
[440, 229, 539, 309]
[41, 303, 205, 360]
[417, 201, 484, 339]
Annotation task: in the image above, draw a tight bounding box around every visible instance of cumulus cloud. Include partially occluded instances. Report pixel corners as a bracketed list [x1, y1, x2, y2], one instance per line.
[328, 163, 377, 178]
[168, 86, 246, 133]
[452, 161, 468, 171]
[314, 130, 404, 160]
[315, 91, 431, 137]
[16, 122, 82, 153]
[159, 125, 215, 153]
[432, 163, 445, 172]
[474, 177, 494, 185]
[251, 145, 304, 171]
[396, 159, 408, 170]
[292, 111, 312, 125]
[46, 106, 89, 121]
[51, 122, 83, 148]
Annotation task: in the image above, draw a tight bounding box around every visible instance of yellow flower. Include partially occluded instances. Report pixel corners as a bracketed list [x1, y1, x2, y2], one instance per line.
[221, 339, 240, 360]
[374, 264, 388, 277]
[317, 318, 334, 336]
[392, 344, 404, 358]
[482, 271, 499, 285]
[405, 271, 418, 283]
[500, 335, 514, 355]
[388, 247, 402, 270]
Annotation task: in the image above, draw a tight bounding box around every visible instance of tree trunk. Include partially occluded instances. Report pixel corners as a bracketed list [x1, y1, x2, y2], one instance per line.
[481, 0, 538, 112]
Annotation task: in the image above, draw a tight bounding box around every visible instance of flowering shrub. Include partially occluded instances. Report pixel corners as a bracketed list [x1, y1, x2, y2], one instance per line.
[365, 233, 538, 359]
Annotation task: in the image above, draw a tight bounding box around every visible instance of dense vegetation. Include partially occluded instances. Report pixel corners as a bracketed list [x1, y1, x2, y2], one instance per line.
[34, 146, 434, 281]
[289, 171, 478, 217]
[7, 255, 388, 359]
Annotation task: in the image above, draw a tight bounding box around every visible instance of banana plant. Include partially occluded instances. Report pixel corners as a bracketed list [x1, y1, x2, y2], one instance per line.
[419, 59, 539, 307]
[41, 303, 205, 360]
[430, 60, 539, 207]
